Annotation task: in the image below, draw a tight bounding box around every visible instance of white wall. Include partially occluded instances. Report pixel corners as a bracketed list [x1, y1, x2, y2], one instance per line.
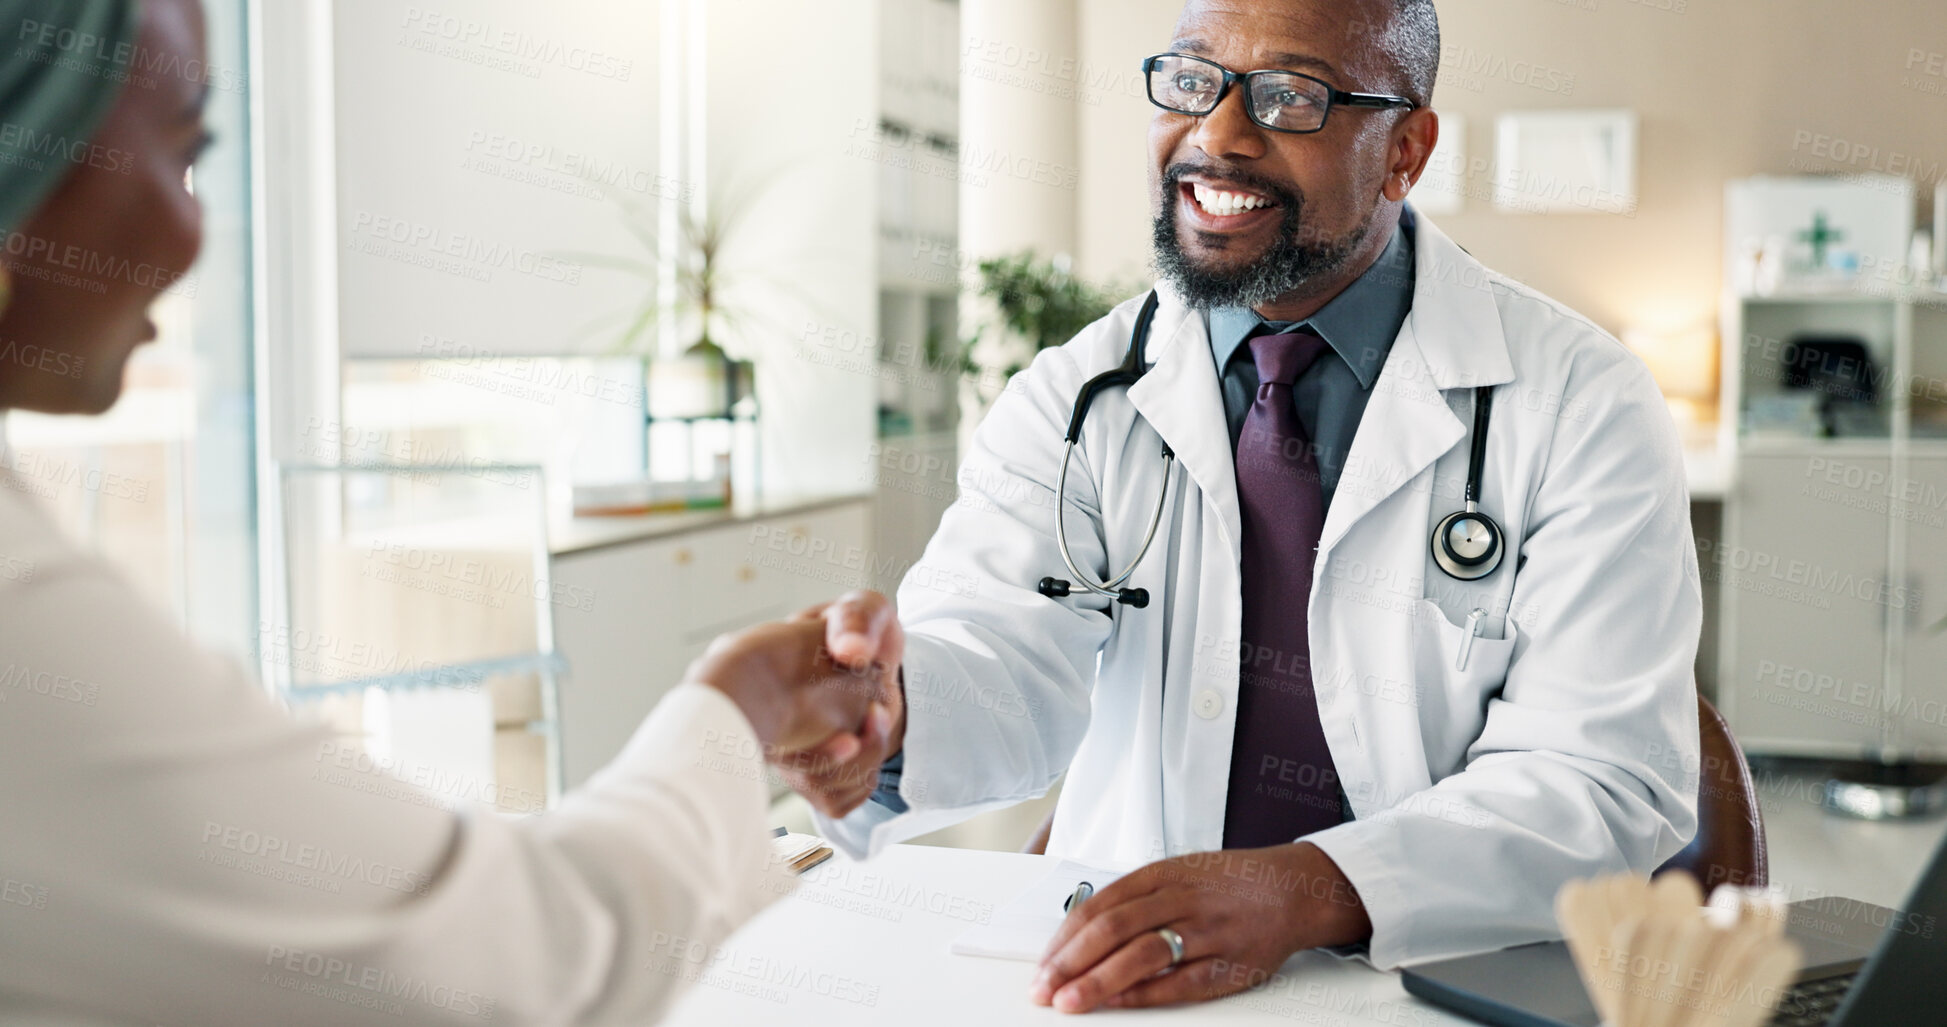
[331, 1, 664, 359]
[702, 0, 879, 498]
[1067, 0, 1947, 335]
[960, 0, 1082, 261]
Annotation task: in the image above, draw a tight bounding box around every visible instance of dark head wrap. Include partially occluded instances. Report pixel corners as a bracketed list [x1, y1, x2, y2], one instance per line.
[0, 0, 140, 235]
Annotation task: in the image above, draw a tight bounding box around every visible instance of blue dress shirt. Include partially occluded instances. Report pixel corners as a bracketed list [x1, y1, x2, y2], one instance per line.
[1207, 220, 1416, 514]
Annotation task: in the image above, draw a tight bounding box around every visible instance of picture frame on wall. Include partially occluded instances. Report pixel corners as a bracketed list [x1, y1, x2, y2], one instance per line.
[1491, 109, 1638, 216]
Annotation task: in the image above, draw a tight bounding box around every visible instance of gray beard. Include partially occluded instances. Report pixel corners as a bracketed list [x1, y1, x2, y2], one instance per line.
[1152, 183, 1375, 310]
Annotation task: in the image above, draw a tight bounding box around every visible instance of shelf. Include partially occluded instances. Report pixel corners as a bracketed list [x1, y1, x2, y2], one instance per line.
[1734, 436, 1897, 456]
[1681, 438, 1947, 494]
[1734, 284, 1947, 306]
[879, 275, 962, 299]
[280, 652, 566, 700]
[548, 490, 872, 558]
[1684, 445, 1730, 501]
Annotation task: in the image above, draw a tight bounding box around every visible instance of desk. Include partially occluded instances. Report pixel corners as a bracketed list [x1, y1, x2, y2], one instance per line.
[550, 498, 874, 788]
[664, 846, 1473, 1026]
[1682, 442, 1728, 501]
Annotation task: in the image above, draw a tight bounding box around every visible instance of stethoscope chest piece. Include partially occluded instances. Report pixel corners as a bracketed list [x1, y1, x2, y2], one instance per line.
[1427, 384, 1506, 582]
[1431, 504, 1504, 581]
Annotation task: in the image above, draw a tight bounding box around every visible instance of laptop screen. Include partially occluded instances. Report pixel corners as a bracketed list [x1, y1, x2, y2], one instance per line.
[1830, 830, 1947, 1024]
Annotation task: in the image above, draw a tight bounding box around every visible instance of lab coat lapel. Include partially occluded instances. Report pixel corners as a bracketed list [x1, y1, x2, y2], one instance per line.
[1124, 295, 1242, 557]
[1318, 216, 1515, 557]
[1316, 321, 1463, 556]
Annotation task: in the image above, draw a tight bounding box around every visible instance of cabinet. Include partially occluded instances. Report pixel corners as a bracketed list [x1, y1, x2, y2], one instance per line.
[550, 535, 694, 787]
[1721, 452, 1889, 755]
[1717, 289, 1947, 762]
[550, 500, 872, 787]
[871, 0, 962, 620]
[1898, 456, 1947, 753]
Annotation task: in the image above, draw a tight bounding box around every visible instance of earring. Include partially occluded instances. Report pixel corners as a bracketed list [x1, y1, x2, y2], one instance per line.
[0, 265, 12, 320]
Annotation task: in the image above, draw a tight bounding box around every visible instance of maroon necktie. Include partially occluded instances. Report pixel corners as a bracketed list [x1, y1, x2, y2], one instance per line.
[1222, 329, 1344, 848]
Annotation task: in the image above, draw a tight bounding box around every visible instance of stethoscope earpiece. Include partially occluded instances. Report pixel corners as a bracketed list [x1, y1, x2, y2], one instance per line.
[1038, 577, 1147, 606]
[1043, 292, 1178, 611]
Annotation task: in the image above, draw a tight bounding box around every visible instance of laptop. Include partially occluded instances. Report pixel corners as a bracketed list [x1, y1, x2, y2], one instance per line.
[1401, 831, 1947, 1026]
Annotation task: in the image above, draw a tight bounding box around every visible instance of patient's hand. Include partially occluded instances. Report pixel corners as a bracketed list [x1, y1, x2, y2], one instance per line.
[684, 617, 885, 756]
[772, 590, 907, 818]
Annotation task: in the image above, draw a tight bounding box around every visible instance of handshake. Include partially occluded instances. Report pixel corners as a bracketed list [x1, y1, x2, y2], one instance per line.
[683, 590, 909, 817]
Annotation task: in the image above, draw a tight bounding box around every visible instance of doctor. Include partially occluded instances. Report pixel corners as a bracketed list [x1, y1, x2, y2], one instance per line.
[794, 0, 1702, 1013]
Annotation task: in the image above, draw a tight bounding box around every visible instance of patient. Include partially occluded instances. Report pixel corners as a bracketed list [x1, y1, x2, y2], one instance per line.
[0, 1, 899, 1022]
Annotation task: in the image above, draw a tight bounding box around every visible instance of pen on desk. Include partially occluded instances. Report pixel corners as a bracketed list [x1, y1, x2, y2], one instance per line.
[1063, 881, 1094, 913]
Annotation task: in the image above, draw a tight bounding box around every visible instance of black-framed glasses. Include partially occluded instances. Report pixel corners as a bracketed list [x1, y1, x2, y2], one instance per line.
[1142, 52, 1415, 134]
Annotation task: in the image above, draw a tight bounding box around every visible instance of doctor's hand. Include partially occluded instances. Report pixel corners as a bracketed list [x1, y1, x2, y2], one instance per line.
[770, 590, 907, 818]
[1030, 843, 1372, 1013]
[684, 618, 886, 756]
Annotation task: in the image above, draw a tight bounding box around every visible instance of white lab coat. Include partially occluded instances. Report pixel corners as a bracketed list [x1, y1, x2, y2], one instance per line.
[0, 475, 792, 1025]
[819, 214, 1703, 970]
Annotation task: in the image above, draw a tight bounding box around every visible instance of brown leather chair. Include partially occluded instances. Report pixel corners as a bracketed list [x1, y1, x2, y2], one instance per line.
[1657, 694, 1768, 890]
[1022, 694, 1768, 890]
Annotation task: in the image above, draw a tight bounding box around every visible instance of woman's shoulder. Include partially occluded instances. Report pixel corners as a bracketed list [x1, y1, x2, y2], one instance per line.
[0, 471, 94, 590]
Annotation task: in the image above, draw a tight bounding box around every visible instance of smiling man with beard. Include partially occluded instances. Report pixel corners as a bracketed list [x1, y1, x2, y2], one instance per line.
[794, 0, 1703, 1013]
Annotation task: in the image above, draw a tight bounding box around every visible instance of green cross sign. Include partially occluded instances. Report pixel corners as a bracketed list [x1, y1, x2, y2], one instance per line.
[1797, 210, 1846, 270]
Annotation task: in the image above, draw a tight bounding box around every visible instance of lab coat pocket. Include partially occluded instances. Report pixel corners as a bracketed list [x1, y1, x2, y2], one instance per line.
[1409, 599, 1518, 759]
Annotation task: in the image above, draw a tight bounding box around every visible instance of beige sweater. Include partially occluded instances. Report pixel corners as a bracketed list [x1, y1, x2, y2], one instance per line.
[0, 478, 788, 1025]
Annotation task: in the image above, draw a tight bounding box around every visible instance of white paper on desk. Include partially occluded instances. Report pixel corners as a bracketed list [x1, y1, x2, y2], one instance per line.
[772, 831, 824, 864]
[951, 860, 1127, 961]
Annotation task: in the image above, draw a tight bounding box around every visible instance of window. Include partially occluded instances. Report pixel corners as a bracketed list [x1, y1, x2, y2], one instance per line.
[338, 356, 647, 522]
[2, 0, 257, 663]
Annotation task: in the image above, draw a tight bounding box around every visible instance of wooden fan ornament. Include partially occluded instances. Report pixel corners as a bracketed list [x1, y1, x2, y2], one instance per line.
[1555, 872, 1802, 1027]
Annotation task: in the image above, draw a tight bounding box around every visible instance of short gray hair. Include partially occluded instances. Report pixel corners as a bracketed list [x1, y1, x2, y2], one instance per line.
[1381, 0, 1440, 107]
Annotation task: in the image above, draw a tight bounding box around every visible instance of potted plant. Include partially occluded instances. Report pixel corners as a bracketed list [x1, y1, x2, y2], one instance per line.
[565, 176, 833, 514]
[961, 251, 1124, 423]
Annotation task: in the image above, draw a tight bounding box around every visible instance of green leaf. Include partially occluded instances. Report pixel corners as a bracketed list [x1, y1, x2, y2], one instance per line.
[964, 251, 1127, 378]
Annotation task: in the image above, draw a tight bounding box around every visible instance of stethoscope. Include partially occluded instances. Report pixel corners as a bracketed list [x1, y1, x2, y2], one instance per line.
[1037, 291, 1173, 608]
[1035, 290, 1506, 609]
